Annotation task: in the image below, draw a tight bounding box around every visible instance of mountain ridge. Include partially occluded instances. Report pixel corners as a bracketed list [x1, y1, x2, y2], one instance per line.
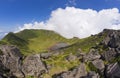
[0, 29, 120, 78]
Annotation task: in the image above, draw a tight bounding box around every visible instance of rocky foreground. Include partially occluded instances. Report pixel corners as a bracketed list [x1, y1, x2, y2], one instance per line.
[0, 29, 120, 78]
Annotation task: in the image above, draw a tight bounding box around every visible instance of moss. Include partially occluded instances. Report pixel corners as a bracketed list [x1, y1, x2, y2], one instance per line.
[26, 76, 35, 78]
[109, 56, 120, 63]
[0, 49, 3, 55]
[87, 62, 98, 72]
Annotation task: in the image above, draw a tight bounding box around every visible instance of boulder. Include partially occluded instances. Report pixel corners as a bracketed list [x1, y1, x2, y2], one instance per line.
[54, 63, 87, 78]
[106, 62, 120, 78]
[92, 59, 105, 70]
[102, 29, 120, 49]
[102, 48, 117, 61]
[107, 31, 120, 48]
[0, 45, 24, 77]
[22, 54, 47, 77]
[0, 45, 22, 58]
[87, 71, 100, 78]
[86, 49, 101, 61]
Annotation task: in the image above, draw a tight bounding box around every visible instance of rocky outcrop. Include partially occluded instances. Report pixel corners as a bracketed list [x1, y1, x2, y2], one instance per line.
[87, 71, 100, 78]
[102, 48, 117, 61]
[0, 45, 24, 77]
[22, 54, 47, 78]
[53, 63, 87, 78]
[0, 45, 47, 78]
[92, 59, 105, 70]
[102, 29, 120, 53]
[86, 49, 101, 61]
[106, 62, 120, 78]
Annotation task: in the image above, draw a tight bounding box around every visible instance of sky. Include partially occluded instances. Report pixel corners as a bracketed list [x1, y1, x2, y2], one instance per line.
[0, 0, 120, 38]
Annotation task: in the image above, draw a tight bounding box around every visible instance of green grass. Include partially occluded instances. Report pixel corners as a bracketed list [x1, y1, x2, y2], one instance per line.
[1, 29, 79, 55]
[42, 52, 80, 77]
[61, 34, 105, 55]
[0, 29, 106, 56]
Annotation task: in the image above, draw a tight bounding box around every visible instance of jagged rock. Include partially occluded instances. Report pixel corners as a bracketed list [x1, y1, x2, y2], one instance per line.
[0, 45, 22, 58]
[0, 45, 24, 77]
[86, 71, 100, 78]
[101, 48, 117, 61]
[86, 49, 101, 61]
[106, 62, 120, 78]
[92, 59, 105, 70]
[54, 63, 87, 78]
[0, 60, 10, 78]
[22, 54, 47, 77]
[107, 31, 120, 48]
[102, 29, 120, 48]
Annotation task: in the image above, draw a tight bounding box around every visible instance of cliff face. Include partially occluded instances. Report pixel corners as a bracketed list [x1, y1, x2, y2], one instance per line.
[0, 29, 120, 78]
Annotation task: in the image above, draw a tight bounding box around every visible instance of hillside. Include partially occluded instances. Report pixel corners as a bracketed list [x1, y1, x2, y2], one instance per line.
[0, 29, 79, 55]
[0, 29, 120, 78]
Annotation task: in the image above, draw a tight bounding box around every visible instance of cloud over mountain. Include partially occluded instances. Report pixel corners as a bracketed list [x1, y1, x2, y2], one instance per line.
[17, 7, 120, 38]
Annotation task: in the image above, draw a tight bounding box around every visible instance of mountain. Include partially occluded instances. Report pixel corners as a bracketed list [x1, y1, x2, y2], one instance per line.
[0, 29, 79, 55]
[0, 29, 120, 78]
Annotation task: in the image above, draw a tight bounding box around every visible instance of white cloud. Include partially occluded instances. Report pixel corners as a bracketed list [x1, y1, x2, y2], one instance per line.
[17, 7, 120, 38]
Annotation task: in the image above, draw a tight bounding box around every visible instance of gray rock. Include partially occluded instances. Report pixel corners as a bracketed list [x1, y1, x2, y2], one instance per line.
[87, 71, 100, 78]
[54, 63, 87, 78]
[22, 54, 47, 77]
[92, 59, 105, 70]
[0, 45, 24, 77]
[102, 48, 117, 61]
[0, 45, 22, 58]
[106, 62, 120, 78]
[86, 49, 101, 61]
[102, 29, 120, 48]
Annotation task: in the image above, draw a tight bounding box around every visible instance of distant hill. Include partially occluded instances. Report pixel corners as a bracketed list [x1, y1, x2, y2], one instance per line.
[0, 29, 79, 55]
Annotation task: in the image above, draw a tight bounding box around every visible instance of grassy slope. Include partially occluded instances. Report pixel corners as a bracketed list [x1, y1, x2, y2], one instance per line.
[1, 29, 79, 55]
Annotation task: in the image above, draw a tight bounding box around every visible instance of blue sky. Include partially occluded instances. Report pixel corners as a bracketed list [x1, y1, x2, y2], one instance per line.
[0, 0, 120, 38]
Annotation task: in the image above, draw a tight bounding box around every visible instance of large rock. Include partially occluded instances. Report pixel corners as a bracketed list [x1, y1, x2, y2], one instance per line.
[0, 60, 10, 78]
[86, 71, 100, 78]
[0, 45, 24, 77]
[102, 48, 117, 61]
[86, 49, 101, 61]
[102, 29, 120, 50]
[106, 62, 120, 78]
[22, 54, 47, 77]
[54, 63, 87, 78]
[92, 59, 105, 70]
[0, 45, 22, 58]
